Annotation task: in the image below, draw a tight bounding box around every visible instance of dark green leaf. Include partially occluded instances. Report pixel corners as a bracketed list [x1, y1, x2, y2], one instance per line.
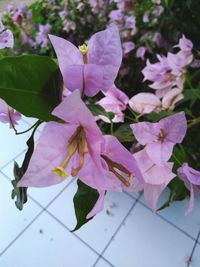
[0, 55, 63, 122]
[114, 123, 135, 142]
[145, 110, 174, 122]
[11, 123, 40, 210]
[72, 180, 99, 231]
[158, 178, 189, 211]
[87, 103, 114, 122]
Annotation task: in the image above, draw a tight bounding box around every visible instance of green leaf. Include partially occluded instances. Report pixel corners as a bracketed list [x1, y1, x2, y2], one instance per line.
[114, 123, 135, 142]
[158, 178, 189, 211]
[0, 55, 63, 122]
[145, 110, 174, 122]
[11, 123, 40, 210]
[72, 180, 99, 231]
[87, 103, 114, 122]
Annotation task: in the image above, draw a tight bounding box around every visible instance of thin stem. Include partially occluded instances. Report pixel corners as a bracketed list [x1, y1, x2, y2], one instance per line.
[125, 115, 136, 122]
[15, 120, 42, 135]
[188, 116, 200, 128]
[110, 121, 114, 135]
[172, 154, 182, 166]
[127, 106, 139, 122]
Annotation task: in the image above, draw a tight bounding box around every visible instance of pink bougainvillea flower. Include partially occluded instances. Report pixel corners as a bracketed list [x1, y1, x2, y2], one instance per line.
[96, 84, 128, 123]
[87, 134, 144, 218]
[12, 12, 22, 24]
[136, 46, 146, 60]
[174, 35, 193, 52]
[123, 41, 135, 54]
[142, 43, 193, 97]
[167, 51, 193, 77]
[178, 163, 200, 214]
[0, 19, 14, 49]
[129, 93, 161, 114]
[162, 88, 184, 110]
[18, 90, 141, 197]
[127, 148, 175, 211]
[130, 112, 187, 166]
[101, 135, 144, 185]
[0, 99, 21, 128]
[49, 27, 122, 97]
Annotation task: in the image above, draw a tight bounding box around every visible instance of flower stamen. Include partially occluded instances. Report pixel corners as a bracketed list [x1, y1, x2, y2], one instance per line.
[79, 44, 88, 64]
[52, 126, 88, 178]
[101, 154, 132, 187]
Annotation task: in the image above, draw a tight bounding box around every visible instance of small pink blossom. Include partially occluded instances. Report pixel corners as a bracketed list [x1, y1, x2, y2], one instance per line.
[123, 41, 135, 54]
[129, 93, 161, 114]
[175, 35, 193, 52]
[128, 148, 175, 211]
[143, 11, 150, 23]
[142, 49, 192, 95]
[0, 19, 14, 49]
[96, 85, 129, 123]
[152, 5, 164, 17]
[162, 88, 184, 110]
[178, 164, 200, 214]
[109, 10, 124, 21]
[131, 112, 187, 166]
[0, 99, 21, 128]
[136, 46, 146, 60]
[12, 12, 22, 24]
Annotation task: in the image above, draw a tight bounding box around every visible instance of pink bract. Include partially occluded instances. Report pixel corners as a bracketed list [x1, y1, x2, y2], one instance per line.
[0, 99, 21, 128]
[130, 112, 187, 165]
[178, 163, 200, 214]
[128, 149, 175, 211]
[49, 27, 122, 96]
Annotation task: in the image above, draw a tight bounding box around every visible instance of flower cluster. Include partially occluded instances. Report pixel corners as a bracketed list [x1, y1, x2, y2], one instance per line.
[0, 0, 200, 230]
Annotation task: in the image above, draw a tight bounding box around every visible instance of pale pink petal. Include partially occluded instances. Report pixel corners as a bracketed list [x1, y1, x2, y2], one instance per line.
[103, 135, 144, 182]
[185, 183, 194, 215]
[129, 93, 161, 114]
[146, 141, 174, 166]
[18, 122, 76, 187]
[63, 65, 84, 93]
[49, 35, 83, 78]
[86, 190, 105, 219]
[88, 27, 122, 91]
[162, 88, 184, 110]
[78, 152, 122, 191]
[159, 112, 187, 143]
[52, 90, 101, 138]
[130, 122, 159, 145]
[143, 183, 166, 212]
[84, 64, 103, 96]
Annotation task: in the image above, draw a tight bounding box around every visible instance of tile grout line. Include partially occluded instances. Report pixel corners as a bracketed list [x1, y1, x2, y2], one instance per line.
[0, 172, 112, 265]
[92, 195, 141, 267]
[187, 230, 200, 267]
[0, 209, 44, 257]
[0, 121, 42, 171]
[2, 152, 198, 264]
[124, 191, 197, 243]
[44, 209, 114, 267]
[0, 174, 74, 257]
[0, 149, 26, 171]
[25, 190, 114, 266]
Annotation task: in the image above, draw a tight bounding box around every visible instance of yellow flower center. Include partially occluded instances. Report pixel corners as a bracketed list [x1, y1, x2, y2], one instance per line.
[157, 128, 166, 142]
[52, 126, 88, 178]
[79, 44, 88, 54]
[79, 44, 88, 64]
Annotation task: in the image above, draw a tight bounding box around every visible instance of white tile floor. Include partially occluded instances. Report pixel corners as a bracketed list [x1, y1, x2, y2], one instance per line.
[0, 117, 200, 267]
